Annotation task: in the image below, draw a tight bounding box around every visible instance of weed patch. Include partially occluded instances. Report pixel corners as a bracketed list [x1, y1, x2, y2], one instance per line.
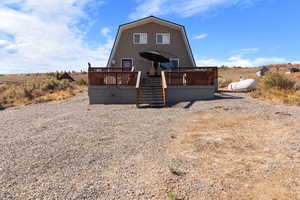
[0, 77, 86, 108]
[251, 72, 300, 105]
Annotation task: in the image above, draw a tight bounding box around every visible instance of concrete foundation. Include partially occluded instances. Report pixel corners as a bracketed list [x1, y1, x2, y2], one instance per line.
[167, 86, 215, 104]
[88, 85, 215, 105]
[88, 86, 136, 104]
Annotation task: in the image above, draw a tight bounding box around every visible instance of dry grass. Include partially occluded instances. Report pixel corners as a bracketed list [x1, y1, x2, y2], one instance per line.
[251, 71, 300, 106]
[218, 67, 300, 106]
[218, 67, 258, 82]
[0, 76, 86, 108]
[167, 108, 300, 199]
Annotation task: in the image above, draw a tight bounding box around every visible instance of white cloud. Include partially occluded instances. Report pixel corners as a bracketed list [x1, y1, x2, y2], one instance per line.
[193, 33, 208, 40]
[234, 48, 259, 55]
[196, 48, 289, 68]
[101, 27, 111, 38]
[197, 56, 288, 67]
[0, 0, 110, 74]
[129, 0, 167, 20]
[129, 0, 262, 19]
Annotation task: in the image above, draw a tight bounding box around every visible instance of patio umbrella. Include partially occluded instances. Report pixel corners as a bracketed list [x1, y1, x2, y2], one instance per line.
[139, 51, 170, 75]
[139, 51, 170, 63]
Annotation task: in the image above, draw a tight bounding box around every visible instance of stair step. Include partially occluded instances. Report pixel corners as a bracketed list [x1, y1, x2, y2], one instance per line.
[139, 104, 165, 107]
[140, 97, 163, 100]
[142, 82, 161, 84]
[142, 85, 161, 87]
[140, 93, 163, 97]
[140, 101, 164, 104]
[140, 93, 162, 95]
[141, 93, 162, 95]
[141, 86, 161, 88]
[140, 94, 161, 96]
[137, 76, 165, 108]
[141, 88, 162, 90]
[140, 90, 162, 92]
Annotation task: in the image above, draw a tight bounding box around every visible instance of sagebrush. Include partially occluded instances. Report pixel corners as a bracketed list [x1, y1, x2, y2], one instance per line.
[0, 77, 85, 107]
[251, 71, 300, 106]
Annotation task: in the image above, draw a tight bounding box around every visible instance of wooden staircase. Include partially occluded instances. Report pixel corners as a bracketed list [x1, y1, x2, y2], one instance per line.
[137, 76, 165, 108]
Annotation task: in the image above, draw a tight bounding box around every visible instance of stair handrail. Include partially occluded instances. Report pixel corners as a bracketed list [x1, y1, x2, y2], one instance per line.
[136, 71, 142, 88]
[136, 71, 142, 107]
[161, 71, 168, 106]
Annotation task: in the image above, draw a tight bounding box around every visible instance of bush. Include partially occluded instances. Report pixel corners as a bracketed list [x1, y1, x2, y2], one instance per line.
[167, 193, 177, 200]
[251, 71, 300, 106]
[41, 79, 59, 91]
[76, 78, 87, 86]
[263, 71, 295, 90]
[0, 76, 85, 107]
[40, 78, 73, 91]
[23, 88, 34, 100]
[219, 78, 233, 88]
[46, 72, 58, 78]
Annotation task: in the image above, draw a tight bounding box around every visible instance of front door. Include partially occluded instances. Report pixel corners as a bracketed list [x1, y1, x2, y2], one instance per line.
[121, 59, 133, 68]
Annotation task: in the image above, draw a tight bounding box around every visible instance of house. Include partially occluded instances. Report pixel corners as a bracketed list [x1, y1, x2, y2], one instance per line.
[256, 67, 270, 77]
[288, 67, 299, 74]
[107, 16, 196, 75]
[88, 16, 218, 107]
[56, 72, 75, 82]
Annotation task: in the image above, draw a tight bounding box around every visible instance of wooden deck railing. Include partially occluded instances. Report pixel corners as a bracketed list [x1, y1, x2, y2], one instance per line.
[88, 67, 138, 85]
[161, 71, 168, 106]
[171, 66, 217, 72]
[135, 71, 142, 107]
[89, 67, 133, 72]
[165, 67, 218, 86]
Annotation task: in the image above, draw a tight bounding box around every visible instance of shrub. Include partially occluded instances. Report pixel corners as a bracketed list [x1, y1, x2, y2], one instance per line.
[263, 71, 295, 90]
[167, 193, 177, 200]
[251, 71, 300, 106]
[76, 78, 87, 86]
[40, 78, 74, 91]
[219, 78, 233, 88]
[0, 76, 85, 108]
[41, 79, 59, 91]
[23, 88, 34, 100]
[46, 72, 58, 78]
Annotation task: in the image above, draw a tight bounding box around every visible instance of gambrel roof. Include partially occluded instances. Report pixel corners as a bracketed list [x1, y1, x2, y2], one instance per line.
[107, 16, 196, 66]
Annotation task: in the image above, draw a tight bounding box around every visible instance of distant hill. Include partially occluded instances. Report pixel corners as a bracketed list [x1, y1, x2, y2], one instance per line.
[259, 63, 300, 70]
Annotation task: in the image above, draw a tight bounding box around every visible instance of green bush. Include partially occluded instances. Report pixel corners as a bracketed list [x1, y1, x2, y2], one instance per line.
[263, 71, 295, 90]
[167, 193, 177, 200]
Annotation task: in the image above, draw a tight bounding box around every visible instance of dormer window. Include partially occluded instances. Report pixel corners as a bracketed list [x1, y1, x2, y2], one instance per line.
[133, 33, 147, 44]
[156, 33, 170, 44]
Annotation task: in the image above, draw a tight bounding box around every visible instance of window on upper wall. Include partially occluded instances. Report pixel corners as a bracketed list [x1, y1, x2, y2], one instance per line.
[156, 33, 170, 44]
[133, 33, 147, 44]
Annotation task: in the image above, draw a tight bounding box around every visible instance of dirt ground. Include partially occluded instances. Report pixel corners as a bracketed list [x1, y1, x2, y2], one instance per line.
[0, 92, 299, 199]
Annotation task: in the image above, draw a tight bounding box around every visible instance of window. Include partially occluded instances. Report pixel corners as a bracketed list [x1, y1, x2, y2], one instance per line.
[121, 58, 133, 67]
[159, 58, 179, 70]
[156, 33, 170, 44]
[133, 33, 147, 44]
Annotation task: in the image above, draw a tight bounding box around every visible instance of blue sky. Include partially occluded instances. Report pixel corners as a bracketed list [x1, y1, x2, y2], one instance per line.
[0, 0, 299, 73]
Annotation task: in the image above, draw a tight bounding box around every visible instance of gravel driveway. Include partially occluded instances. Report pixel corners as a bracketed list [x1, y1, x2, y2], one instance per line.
[0, 92, 299, 199]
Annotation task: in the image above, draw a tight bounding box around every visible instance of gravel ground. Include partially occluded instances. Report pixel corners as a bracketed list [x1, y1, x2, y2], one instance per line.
[0, 92, 299, 200]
